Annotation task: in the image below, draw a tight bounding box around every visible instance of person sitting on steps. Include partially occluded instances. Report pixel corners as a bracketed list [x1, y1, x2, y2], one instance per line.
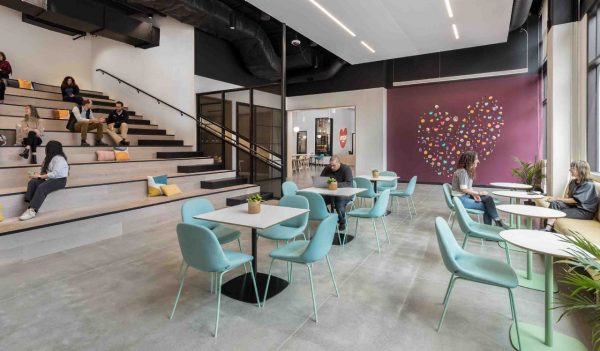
[20, 140, 69, 221]
[0, 51, 12, 104]
[18, 105, 44, 164]
[72, 99, 107, 146]
[320, 155, 354, 231]
[105, 101, 130, 146]
[60, 76, 84, 106]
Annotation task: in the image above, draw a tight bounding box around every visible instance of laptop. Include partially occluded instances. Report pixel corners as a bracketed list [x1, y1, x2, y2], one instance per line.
[312, 176, 329, 188]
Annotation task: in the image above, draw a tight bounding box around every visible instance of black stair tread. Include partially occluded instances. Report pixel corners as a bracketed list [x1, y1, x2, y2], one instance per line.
[126, 119, 151, 125]
[157, 151, 204, 159]
[137, 140, 184, 146]
[127, 128, 167, 135]
[226, 192, 274, 206]
[200, 177, 248, 189]
[177, 164, 225, 173]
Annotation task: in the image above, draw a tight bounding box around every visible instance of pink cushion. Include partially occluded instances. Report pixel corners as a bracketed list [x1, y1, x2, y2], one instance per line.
[96, 150, 116, 161]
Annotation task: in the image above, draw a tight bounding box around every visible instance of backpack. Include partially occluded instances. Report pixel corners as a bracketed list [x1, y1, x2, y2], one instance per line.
[66, 105, 90, 132]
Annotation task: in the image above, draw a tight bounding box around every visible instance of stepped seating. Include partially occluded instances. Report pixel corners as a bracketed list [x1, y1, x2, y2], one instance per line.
[200, 176, 249, 189]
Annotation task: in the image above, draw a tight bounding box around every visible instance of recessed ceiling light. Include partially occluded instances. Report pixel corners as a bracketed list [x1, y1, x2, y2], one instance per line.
[360, 41, 375, 53]
[444, 0, 454, 18]
[309, 0, 356, 37]
[452, 24, 459, 39]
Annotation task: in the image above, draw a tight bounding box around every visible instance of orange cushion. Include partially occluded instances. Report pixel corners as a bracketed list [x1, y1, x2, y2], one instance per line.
[114, 150, 130, 161]
[18, 79, 33, 90]
[53, 110, 70, 120]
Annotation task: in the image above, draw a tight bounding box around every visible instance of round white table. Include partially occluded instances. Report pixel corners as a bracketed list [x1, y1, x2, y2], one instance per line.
[497, 205, 566, 292]
[493, 191, 544, 229]
[500, 230, 588, 351]
[490, 182, 533, 190]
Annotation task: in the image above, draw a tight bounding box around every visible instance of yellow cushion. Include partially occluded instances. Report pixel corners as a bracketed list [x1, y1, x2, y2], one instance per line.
[53, 109, 70, 120]
[160, 184, 182, 197]
[18, 79, 33, 90]
[554, 217, 600, 247]
[147, 175, 167, 197]
[114, 150, 130, 161]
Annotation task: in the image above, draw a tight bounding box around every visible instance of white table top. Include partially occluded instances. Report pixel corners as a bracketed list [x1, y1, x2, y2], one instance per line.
[490, 182, 533, 190]
[492, 190, 544, 200]
[497, 204, 566, 219]
[500, 230, 583, 258]
[194, 204, 309, 230]
[357, 175, 398, 182]
[300, 187, 367, 197]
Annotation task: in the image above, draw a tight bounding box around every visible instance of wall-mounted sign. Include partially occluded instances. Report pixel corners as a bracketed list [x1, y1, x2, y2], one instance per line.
[339, 128, 348, 148]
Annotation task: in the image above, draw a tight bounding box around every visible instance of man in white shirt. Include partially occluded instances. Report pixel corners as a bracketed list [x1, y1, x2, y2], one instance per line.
[73, 99, 108, 146]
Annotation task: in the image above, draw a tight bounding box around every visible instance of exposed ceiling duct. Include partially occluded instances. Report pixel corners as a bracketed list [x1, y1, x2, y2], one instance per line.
[509, 0, 534, 31]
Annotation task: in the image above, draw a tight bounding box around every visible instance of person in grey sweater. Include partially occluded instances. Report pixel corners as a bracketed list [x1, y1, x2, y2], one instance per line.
[20, 141, 69, 221]
[320, 155, 354, 230]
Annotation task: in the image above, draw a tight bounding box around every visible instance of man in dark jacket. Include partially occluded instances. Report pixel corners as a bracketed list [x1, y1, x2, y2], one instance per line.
[320, 155, 353, 230]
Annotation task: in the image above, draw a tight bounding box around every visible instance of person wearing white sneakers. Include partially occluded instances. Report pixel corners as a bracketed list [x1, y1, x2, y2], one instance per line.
[20, 141, 69, 221]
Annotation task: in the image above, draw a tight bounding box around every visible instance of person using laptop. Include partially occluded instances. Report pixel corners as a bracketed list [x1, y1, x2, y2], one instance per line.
[320, 155, 353, 230]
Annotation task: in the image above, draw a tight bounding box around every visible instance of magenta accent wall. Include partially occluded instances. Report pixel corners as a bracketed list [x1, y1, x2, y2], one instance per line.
[387, 74, 541, 185]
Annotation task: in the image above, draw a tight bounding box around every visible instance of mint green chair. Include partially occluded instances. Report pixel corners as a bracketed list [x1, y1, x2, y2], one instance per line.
[298, 190, 346, 245]
[377, 171, 398, 192]
[347, 189, 391, 253]
[262, 214, 339, 322]
[390, 175, 417, 219]
[354, 176, 379, 207]
[170, 223, 261, 337]
[282, 181, 298, 196]
[441, 183, 483, 227]
[434, 217, 521, 350]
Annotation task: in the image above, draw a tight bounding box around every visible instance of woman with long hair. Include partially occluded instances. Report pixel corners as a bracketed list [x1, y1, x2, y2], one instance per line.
[0, 51, 11, 104]
[20, 140, 69, 221]
[18, 105, 44, 163]
[60, 76, 83, 105]
[545, 160, 599, 231]
[451, 150, 508, 228]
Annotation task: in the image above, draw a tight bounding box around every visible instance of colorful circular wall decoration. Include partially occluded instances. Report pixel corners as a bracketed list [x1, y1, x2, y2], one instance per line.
[416, 96, 504, 178]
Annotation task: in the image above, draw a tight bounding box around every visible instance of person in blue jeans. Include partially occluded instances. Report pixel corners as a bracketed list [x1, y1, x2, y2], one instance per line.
[451, 150, 509, 229]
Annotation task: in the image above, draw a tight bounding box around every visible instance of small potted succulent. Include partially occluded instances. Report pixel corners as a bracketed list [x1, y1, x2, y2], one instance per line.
[327, 177, 338, 190]
[372, 169, 380, 178]
[247, 193, 262, 214]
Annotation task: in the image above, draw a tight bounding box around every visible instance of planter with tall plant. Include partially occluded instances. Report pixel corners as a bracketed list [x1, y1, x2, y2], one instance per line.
[511, 157, 545, 192]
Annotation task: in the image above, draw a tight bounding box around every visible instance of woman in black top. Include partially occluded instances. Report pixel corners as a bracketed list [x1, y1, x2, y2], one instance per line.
[545, 160, 599, 231]
[60, 76, 84, 105]
[0, 51, 12, 104]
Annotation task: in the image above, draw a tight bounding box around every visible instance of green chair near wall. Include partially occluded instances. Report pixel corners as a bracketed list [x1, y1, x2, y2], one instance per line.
[354, 176, 379, 208]
[390, 175, 418, 219]
[434, 217, 521, 350]
[169, 223, 261, 337]
[347, 189, 391, 253]
[282, 181, 299, 196]
[298, 190, 345, 245]
[377, 171, 398, 192]
[262, 214, 339, 322]
[441, 183, 483, 228]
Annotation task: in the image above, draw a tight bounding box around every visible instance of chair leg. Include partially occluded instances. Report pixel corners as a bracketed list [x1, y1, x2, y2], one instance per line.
[447, 211, 454, 224]
[508, 288, 522, 351]
[354, 217, 359, 238]
[210, 272, 214, 294]
[262, 258, 275, 306]
[325, 255, 340, 297]
[169, 263, 189, 320]
[371, 218, 381, 253]
[442, 274, 455, 305]
[450, 213, 456, 229]
[406, 198, 413, 219]
[380, 216, 390, 244]
[177, 260, 186, 281]
[248, 264, 261, 308]
[237, 239, 248, 274]
[214, 272, 224, 337]
[437, 276, 457, 332]
[461, 234, 470, 249]
[336, 224, 342, 247]
[504, 241, 512, 266]
[410, 196, 417, 215]
[307, 264, 318, 323]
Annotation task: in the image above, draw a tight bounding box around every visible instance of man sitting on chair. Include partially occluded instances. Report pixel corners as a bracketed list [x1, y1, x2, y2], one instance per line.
[320, 155, 353, 230]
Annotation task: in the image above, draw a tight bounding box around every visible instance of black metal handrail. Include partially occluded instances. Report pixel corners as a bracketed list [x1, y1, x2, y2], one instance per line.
[95, 69, 282, 169]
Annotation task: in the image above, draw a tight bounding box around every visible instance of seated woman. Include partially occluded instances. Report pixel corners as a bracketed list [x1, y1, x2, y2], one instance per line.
[545, 160, 599, 232]
[451, 150, 509, 228]
[0, 51, 12, 104]
[18, 105, 44, 164]
[19, 140, 69, 221]
[60, 76, 83, 105]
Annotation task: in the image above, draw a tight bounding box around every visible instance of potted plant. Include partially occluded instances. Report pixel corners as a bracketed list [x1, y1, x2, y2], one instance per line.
[511, 157, 545, 192]
[247, 193, 262, 214]
[372, 169, 380, 178]
[556, 232, 600, 350]
[327, 177, 338, 190]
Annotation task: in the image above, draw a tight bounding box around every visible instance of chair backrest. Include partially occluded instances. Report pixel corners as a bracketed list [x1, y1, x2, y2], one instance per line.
[379, 171, 398, 188]
[452, 196, 475, 233]
[404, 175, 418, 195]
[181, 198, 218, 229]
[350, 180, 358, 202]
[434, 217, 463, 273]
[176, 223, 230, 272]
[370, 189, 391, 217]
[297, 191, 331, 221]
[441, 183, 455, 211]
[354, 177, 376, 197]
[282, 181, 298, 196]
[301, 214, 338, 262]
[279, 195, 310, 229]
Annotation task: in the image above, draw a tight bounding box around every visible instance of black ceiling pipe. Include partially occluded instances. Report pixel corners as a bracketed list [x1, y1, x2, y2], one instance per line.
[287, 59, 346, 84]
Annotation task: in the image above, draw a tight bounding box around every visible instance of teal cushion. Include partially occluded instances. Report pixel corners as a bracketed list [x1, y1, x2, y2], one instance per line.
[213, 225, 241, 244]
[468, 223, 503, 241]
[347, 208, 372, 218]
[258, 224, 305, 241]
[223, 250, 253, 269]
[456, 253, 518, 288]
[269, 240, 310, 263]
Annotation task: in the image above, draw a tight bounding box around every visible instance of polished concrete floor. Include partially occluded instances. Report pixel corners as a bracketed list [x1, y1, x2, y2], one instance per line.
[0, 183, 592, 351]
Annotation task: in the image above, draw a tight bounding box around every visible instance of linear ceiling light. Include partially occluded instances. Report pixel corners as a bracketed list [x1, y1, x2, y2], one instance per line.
[309, 0, 356, 37]
[444, 0, 454, 18]
[360, 41, 375, 53]
[452, 24, 459, 39]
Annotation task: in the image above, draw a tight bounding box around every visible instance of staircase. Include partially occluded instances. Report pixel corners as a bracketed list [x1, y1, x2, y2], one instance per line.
[0, 78, 259, 266]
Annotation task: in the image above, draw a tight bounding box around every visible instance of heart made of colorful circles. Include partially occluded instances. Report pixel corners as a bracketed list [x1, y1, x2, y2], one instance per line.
[416, 96, 504, 178]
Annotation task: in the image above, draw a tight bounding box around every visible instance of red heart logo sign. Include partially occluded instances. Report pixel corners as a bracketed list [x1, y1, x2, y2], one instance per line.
[416, 96, 504, 178]
[339, 128, 348, 148]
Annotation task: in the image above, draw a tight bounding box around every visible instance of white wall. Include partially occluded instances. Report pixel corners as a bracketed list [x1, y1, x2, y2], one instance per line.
[91, 16, 196, 146]
[287, 88, 387, 176]
[0, 6, 93, 87]
[290, 107, 356, 155]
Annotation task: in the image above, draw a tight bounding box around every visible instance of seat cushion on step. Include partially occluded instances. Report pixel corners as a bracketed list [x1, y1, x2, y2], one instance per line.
[96, 150, 115, 161]
[160, 184, 182, 197]
[114, 149, 130, 161]
[147, 175, 167, 196]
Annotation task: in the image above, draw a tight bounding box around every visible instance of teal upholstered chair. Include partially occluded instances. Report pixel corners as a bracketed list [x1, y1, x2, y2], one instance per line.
[259, 195, 309, 242]
[377, 171, 398, 192]
[298, 190, 346, 245]
[347, 189, 391, 253]
[354, 176, 379, 207]
[390, 175, 417, 219]
[441, 183, 484, 227]
[282, 181, 299, 196]
[452, 197, 511, 264]
[262, 214, 339, 322]
[434, 217, 521, 350]
[170, 223, 261, 337]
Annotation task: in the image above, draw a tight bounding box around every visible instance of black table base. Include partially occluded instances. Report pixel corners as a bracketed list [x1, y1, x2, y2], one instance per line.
[333, 232, 355, 245]
[221, 272, 288, 304]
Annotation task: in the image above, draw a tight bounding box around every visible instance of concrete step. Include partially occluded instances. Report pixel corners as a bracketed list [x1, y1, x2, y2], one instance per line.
[137, 139, 184, 146]
[177, 163, 225, 173]
[200, 176, 248, 189]
[157, 151, 204, 159]
[0, 115, 158, 131]
[9, 80, 108, 98]
[3, 95, 124, 111]
[19, 130, 175, 147]
[6, 87, 115, 104]
[0, 103, 143, 121]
